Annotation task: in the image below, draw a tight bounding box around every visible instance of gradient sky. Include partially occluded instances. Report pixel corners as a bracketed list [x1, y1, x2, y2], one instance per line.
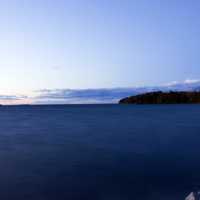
[1, 0, 200, 96]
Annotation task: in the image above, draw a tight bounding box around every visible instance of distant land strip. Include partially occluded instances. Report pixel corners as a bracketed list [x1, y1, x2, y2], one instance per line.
[119, 91, 200, 104]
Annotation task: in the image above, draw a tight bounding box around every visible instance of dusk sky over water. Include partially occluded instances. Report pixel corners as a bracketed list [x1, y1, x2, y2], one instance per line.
[1, 2, 200, 200]
[0, 0, 200, 103]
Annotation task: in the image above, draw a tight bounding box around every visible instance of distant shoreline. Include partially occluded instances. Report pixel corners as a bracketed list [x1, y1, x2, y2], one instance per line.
[119, 91, 200, 104]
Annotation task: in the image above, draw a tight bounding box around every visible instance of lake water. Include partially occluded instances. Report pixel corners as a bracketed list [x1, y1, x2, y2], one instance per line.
[0, 104, 200, 200]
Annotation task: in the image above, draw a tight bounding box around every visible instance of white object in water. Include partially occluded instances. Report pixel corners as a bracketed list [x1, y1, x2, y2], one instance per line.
[185, 192, 195, 200]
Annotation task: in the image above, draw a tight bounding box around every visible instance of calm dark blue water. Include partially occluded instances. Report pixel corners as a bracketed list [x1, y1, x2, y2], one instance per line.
[0, 104, 200, 200]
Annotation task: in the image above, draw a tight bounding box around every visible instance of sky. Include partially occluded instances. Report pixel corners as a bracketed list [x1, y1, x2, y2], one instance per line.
[0, 0, 200, 103]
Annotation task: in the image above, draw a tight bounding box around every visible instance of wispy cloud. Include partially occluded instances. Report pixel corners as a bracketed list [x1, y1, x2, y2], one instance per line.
[0, 95, 31, 105]
[165, 79, 200, 86]
[34, 88, 141, 104]
[184, 79, 200, 84]
[0, 95, 23, 100]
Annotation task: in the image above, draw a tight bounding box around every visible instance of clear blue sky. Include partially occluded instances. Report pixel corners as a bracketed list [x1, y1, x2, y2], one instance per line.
[0, 0, 200, 95]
